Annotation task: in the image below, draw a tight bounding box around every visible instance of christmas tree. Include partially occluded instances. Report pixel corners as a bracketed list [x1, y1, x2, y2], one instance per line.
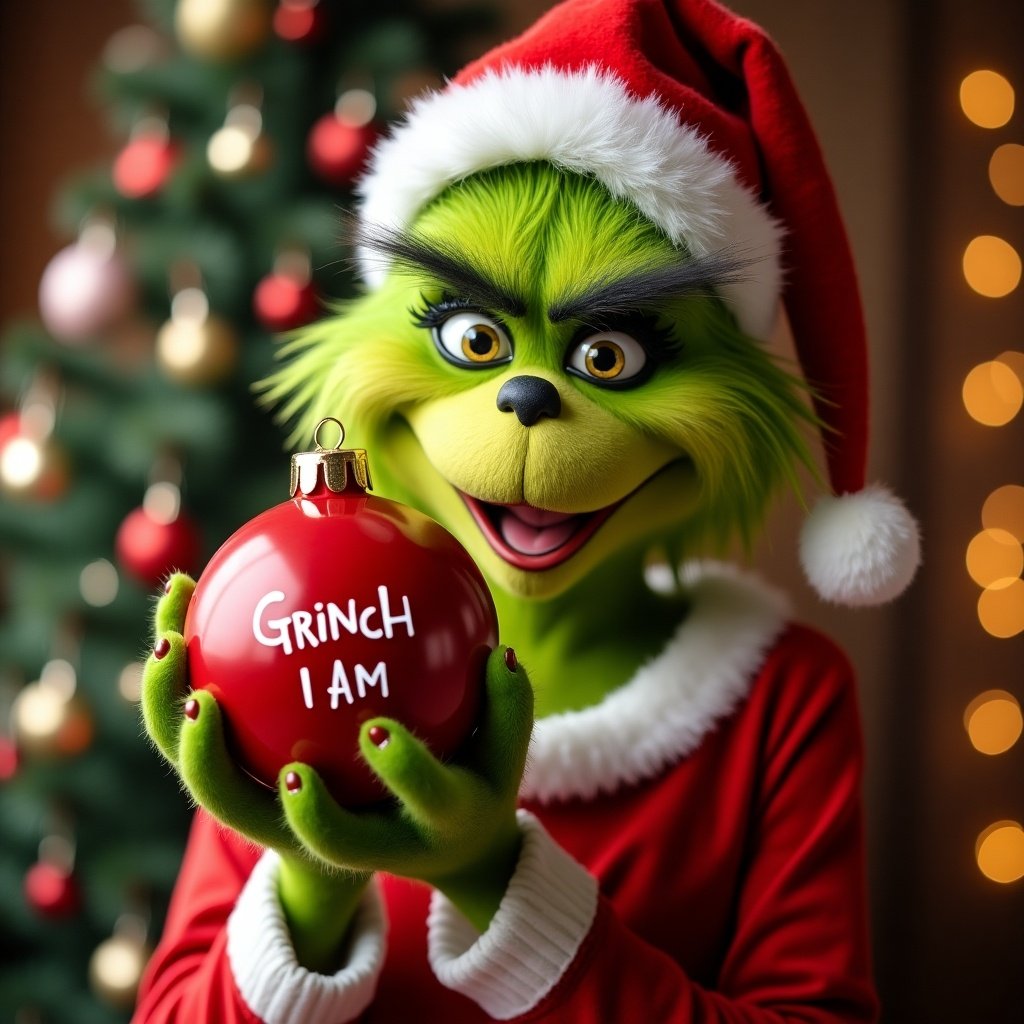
[0, 2, 501, 1020]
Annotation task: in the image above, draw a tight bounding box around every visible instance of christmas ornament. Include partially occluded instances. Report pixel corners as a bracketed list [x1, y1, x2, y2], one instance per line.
[176, 0, 272, 62]
[113, 119, 179, 200]
[155, 286, 238, 387]
[184, 418, 497, 806]
[253, 249, 318, 331]
[39, 220, 134, 343]
[273, 0, 326, 44]
[24, 833, 79, 920]
[24, 861, 80, 918]
[10, 660, 93, 758]
[89, 913, 151, 1009]
[307, 90, 379, 186]
[207, 95, 273, 179]
[116, 482, 201, 588]
[0, 400, 69, 503]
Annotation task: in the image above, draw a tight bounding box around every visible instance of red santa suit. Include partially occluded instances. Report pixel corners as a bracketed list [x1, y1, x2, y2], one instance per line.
[133, 565, 878, 1023]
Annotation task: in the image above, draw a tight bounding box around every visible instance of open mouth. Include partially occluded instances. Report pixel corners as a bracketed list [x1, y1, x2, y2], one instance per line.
[459, 493, 621, 571]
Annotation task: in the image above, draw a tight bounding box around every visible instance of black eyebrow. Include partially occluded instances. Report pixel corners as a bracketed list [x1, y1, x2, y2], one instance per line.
[547, 249, 755, 323]
[352, 221, 528, 318]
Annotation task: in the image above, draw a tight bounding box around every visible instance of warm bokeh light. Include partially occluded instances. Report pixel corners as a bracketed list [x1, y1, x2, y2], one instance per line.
[976, 821, 1024, 883]
[118, 663, 145, 703]
[963, 235, 1022, 297]
[966, 528, 1023, 587]
[960, 70, 1015, 129]
[79, 559, 119, 607]
[964, 690, 1023, 755]
[990, 143, 1024, 205]
[978, 577, 1024, 637]
[962, 360, 1023, 425]
[998, 349, 1024, 382]
[983, 484, 1024, 542]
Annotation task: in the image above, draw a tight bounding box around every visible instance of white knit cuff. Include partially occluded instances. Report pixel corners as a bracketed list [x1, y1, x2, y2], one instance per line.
[226, 850, 386, 1024]
[427, 810, 598, 1020]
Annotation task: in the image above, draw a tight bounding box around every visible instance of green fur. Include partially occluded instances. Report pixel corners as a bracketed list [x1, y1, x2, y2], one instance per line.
[264, 163, 817, 562]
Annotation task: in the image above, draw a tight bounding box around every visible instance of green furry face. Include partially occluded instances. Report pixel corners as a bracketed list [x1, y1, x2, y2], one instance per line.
[267, 164, 814, 600]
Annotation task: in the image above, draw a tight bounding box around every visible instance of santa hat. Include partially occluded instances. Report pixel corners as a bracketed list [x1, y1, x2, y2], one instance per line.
[356, 0, 920, 606]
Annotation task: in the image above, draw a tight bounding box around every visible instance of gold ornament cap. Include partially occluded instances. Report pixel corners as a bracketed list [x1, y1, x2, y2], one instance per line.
[289, 417, 372, 497]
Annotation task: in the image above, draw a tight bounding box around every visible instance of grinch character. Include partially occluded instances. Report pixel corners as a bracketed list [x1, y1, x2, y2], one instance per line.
[134, 1, 919, 1021]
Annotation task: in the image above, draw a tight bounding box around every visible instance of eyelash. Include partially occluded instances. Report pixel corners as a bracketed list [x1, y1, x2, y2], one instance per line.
[410, 296, 682, 364]
[410, 293, 484, 330]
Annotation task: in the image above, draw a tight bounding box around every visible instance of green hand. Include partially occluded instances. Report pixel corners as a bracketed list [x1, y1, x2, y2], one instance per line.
[142, 572, 370, 972]
[277, 646, 534, 931]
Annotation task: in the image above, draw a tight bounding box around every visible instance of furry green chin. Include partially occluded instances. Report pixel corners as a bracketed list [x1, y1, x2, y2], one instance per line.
[372, 417, 698, 601]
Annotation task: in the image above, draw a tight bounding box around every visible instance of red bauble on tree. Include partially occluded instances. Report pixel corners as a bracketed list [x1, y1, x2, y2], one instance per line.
[273, 0, 327, 44]
[24, 861, 80, 918]
[307, 91, 378, 186]
[113, 125, 179, 199]
[254, 250, 319, 331]
[116, 483, 201, 588]
[184, 419, 497, 806]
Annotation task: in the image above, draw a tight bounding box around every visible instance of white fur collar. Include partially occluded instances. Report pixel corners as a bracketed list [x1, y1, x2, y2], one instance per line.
[519, 562, 789, 805]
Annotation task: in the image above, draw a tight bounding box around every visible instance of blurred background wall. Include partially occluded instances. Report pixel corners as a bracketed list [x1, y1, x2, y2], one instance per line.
[1, 1, 1021, 1021]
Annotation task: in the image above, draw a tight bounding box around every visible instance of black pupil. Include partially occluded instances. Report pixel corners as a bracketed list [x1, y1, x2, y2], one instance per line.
[465, 327, 494, 355]
[592, 344, 617, 371]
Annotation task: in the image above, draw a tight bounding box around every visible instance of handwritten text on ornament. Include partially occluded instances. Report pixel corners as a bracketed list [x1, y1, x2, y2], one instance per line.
[252, 587, 414, 709]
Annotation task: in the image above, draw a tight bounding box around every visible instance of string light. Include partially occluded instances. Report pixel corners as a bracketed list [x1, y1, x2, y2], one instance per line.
[964, 690, 1023, 755]
[976, 821, 1024, 883]
[965, 528, 1023, 588]
[983, 484, 1024, 542]
[989, 143, 1024, 206]
[960, 70, 1015, 129]
[977, 578, 1024, 638]
[79, 559, 119, 607]
[962, 235, 1022, 298]
[962, 360, 1023, 425]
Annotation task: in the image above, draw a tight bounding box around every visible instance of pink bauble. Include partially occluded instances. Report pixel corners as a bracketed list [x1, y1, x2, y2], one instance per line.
[39, 242, 134, 343]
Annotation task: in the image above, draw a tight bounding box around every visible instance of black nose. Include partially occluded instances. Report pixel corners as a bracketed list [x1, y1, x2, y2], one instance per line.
[496, 375, 561, 426]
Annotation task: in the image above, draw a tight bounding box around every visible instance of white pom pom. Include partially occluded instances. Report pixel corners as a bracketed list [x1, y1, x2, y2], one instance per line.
[800, 484, 921, 606]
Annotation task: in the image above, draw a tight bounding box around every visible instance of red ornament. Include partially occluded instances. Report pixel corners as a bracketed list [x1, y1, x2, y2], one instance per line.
[273, 0, 327, 43]
[113, 134, 179, 199]
[307, 115, 377, 186]
[116, 506, 201, 588]
[184, 424, 497, 806]
[0, 735, 19, 781]
[24, 861, 80, 918]
[253, 272, 319, 332]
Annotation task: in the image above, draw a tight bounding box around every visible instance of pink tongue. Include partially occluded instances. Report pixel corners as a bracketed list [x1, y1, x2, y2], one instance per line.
[506, 503, 575, 527]
[500, 511, 578, 555]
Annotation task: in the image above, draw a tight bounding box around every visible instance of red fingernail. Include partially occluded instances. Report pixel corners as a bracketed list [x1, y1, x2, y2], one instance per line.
[504, 647, 518, 672]
[285, 771, 302, 793]
[183, 698, 199, 721]
[154, 638, 171, 660]
[164, 579, 174, 595]
[367, 725, 390, 748]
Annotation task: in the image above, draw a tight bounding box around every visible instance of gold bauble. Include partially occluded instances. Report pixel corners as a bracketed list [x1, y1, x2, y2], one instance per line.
[11, 678, 93, 758]
[175, 0, 272, 62]
[156, 313, 238, 387]
[89, 934, 151, 1010]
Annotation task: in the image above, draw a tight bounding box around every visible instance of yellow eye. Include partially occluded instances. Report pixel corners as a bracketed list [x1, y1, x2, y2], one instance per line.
[435, 312, 512, 367]
[568, 331, 648, 386]
[584, 340, 626, 379]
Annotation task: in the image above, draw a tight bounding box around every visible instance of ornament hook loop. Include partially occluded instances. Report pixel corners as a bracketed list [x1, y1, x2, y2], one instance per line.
[313, 417, 346, 451]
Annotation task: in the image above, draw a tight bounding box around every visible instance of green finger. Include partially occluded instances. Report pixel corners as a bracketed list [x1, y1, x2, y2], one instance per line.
[475, 646, 534, 794]
[154, 573, 196, 638]
[278, 763, 418, 872]
[178, 689, 290, 852]
[141, 631, 189, 765]
[358, 718, 469, 831]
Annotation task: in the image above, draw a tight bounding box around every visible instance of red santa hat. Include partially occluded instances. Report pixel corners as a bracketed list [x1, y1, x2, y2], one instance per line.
[356, 0, 920, 606]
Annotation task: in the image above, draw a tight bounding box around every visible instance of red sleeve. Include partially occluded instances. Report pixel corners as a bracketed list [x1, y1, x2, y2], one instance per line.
[132, 812, 264, 1024]
[526, 638, 878, 1022]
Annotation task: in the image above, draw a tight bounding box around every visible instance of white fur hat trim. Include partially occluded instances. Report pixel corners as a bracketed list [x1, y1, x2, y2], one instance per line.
[799, 484, 920, 606]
